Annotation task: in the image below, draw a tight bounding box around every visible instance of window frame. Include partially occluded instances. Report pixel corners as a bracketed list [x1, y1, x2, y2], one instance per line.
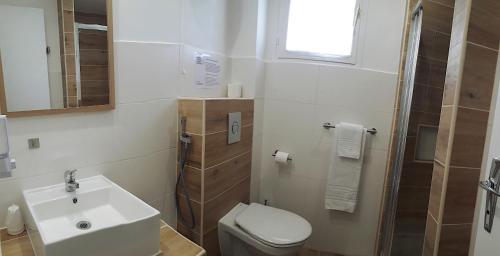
[277, 0, 362, 64]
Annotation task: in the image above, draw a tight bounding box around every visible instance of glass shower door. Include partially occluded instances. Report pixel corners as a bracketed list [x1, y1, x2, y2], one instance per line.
[378, 3, 423, 255]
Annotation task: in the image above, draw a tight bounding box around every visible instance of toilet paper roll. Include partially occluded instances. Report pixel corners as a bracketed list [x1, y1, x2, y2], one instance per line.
[5, 204, 25, 236]
[227, 83, 242, 98]
[274, 151, 290, 164]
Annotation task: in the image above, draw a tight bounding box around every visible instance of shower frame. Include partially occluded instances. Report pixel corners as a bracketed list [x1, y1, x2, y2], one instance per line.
[378, 2, 423, 255]
[73, 22, 108, 107]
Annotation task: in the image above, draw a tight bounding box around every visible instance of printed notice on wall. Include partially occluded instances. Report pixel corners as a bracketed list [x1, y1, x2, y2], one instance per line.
[194, 52, 221, 88]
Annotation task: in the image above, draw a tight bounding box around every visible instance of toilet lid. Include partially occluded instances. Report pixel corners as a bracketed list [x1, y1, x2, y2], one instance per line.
[235, 203, 312, 247]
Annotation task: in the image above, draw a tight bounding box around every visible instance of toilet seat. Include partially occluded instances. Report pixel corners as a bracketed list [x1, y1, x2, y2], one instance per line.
[235, 203, 312, 248]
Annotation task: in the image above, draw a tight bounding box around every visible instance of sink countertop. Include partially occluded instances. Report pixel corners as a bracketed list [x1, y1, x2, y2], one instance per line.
[0, 221, 206, 256]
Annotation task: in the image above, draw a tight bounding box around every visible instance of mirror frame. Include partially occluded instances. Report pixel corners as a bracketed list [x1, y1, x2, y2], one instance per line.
[0, 0, 115, 117]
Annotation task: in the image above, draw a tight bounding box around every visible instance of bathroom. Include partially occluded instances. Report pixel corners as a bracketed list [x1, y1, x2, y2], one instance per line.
[0, 0, 499, 255]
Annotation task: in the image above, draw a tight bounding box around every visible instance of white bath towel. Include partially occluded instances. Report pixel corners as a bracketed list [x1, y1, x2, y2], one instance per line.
[325, 126, 367, 213]
[336, 123, 364, 159]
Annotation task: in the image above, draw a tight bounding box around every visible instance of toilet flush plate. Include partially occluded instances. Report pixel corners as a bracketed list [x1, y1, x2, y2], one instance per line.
[228, 112, 241, 144]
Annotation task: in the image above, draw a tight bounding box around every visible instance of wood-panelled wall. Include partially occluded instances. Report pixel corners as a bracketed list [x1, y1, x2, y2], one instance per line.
[75, 12, 109, 106]
[57, 0, 77, 107]
[423, 0, 500, 255]
[177, 98, 254, 256]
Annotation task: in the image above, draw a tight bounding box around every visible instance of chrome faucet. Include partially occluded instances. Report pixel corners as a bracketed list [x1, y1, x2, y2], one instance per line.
[64, 169, 79, 192]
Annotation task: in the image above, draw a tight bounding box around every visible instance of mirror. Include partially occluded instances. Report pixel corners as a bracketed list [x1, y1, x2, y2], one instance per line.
[0, 0, 114, 117]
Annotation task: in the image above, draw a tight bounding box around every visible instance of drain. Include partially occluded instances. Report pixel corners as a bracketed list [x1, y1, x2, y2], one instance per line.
[76, 221, 92, 230]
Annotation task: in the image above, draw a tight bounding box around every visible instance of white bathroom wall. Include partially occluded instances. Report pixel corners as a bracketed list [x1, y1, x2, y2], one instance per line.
[257, 0, 406, 255]
[226, 0, 268, 201]
[0, 0, 230, 227]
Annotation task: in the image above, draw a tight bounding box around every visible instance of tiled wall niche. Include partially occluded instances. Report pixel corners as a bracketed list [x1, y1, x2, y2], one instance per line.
[423, 0, 500, 255]
[177, 98, 254, 256]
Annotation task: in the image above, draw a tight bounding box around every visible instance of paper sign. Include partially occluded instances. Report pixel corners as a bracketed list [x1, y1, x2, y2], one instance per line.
[194, 52, 221, 88]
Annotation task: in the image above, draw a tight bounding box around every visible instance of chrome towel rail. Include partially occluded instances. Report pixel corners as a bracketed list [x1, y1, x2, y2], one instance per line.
[323, 122, 377, 135]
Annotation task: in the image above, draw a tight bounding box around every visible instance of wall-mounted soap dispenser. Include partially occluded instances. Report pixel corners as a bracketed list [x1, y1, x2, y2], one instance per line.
[0, 115, 15, 178]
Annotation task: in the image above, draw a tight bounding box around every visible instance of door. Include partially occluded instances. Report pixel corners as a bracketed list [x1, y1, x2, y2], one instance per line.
[0, 5, 51, 112]
[473, 51, 500, 254]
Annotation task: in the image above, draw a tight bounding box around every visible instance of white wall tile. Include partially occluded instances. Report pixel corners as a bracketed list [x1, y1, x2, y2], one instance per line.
[226, 0, 258, 57]
[253, 98, 265, 134]
[112, 100, 177, 159]
[262, 99, 315, 139]
[9, 113, 98, 178]
[115, 42, 180, 103]
[182, 0, 228, 54]
[230, 58, 258, 98]
[316, 65, 398, 113]
[357, 0, 406, 72]
[262, 0, 281, 60]
[113, 0, 181, 42]
[271, 175, 320, 221]
[255, 60, 266, 98]
[265, 62, 320, 104]
[96, 149, 175, 204]
[251, 133, 263, 202]
[255, 0, 268, 59]
[162, 192, 177, 227]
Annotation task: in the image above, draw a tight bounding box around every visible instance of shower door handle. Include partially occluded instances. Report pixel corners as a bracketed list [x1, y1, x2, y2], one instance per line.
[480, 158, 500, 232]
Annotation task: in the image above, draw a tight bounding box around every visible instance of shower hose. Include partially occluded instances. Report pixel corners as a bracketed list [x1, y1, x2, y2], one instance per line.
[175, 133, 196, 229]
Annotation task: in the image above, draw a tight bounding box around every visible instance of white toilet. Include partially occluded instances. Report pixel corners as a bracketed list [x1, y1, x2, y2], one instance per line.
[218, 203, 312, 256]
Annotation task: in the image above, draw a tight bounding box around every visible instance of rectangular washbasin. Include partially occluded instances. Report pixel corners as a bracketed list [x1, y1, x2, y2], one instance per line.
[23, 175, 160, 256]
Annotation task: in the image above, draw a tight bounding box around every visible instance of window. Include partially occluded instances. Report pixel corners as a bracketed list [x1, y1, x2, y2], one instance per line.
[279, 0, 361, 63]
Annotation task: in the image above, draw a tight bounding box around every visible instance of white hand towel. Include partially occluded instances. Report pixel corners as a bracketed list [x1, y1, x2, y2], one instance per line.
[336, 123, 364, 159]
[325, 128, 367, 213]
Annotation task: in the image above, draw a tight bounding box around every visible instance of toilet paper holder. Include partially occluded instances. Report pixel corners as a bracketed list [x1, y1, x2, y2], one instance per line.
[272, 150, 292, 161]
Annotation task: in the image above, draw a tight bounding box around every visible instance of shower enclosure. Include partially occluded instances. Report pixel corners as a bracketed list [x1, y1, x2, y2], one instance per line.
[379, 0, 456, 253]
[379, 3, 424, 255]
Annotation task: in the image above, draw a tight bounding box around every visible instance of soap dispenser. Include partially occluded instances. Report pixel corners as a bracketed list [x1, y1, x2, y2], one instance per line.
[0, 115, 15, 178]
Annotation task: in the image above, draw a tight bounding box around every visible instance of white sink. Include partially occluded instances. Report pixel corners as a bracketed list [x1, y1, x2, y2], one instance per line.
[23, 175, 161, 256]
